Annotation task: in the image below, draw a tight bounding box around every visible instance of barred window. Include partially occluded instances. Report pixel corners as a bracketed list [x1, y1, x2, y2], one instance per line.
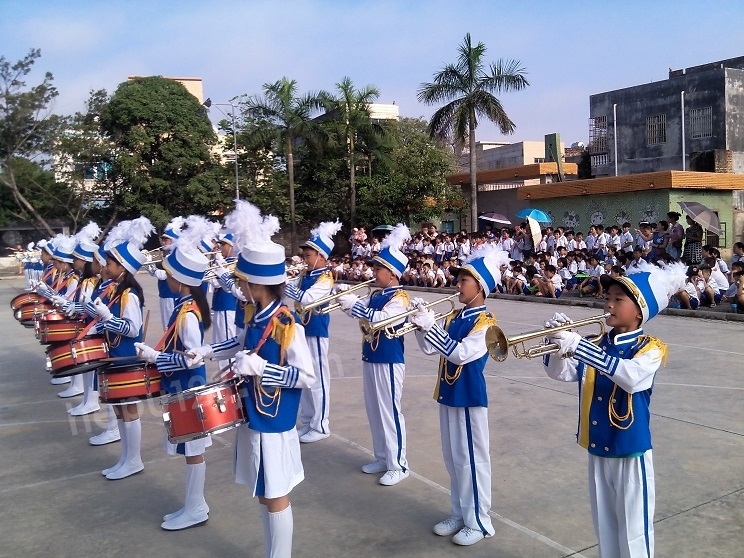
[690, 106, 713, 138]
[646, 114, 666, 145]
[589, 116, 608, 154]
[591, 154, 609, 166]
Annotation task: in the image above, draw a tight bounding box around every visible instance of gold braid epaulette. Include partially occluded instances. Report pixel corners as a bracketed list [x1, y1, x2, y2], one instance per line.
[271, 307, 296, 366]
[391, 289, 410, 306]
[634, 335, 668, 367]
[470, 311, 497, 334]
[314, 270, 334, 287]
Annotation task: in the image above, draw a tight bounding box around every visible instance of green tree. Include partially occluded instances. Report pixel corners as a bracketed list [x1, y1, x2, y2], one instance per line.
[100, 76, 222, 226]
[240, 78, 322, 250]
[320, 77, 382, 230]
[417, 33, 529, 231]
[0, 49, 63, 235]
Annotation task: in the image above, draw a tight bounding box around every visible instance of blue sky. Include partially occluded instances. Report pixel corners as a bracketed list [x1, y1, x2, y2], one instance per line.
[2, 0, 743, 146]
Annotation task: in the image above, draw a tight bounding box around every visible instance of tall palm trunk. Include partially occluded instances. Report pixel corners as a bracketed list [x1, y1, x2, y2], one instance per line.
[469, 117, 478, 232]
[286, 136, 297, 253]
[349, 134, 356, 230]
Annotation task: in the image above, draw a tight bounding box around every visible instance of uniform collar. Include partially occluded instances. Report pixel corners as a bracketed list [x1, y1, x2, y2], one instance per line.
[175, 294, 193, 307]
[309, 267, 327, 277]
[381, 285, 403, 296]
[609, 327, 643, 347]
[253, 298, 282, 323]
[461, 305, 486, 319]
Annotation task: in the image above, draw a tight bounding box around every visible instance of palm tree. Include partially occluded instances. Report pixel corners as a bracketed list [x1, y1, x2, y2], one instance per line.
[320, 77, 381, 230]
[241, 78, 322, 251]
[417, 33, 529, 231]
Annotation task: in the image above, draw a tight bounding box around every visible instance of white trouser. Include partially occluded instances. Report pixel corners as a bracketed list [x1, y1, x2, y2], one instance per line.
[159, 297, 176, 330]
[440, 405, 494, 536]
[298, 336, 330, 434]
[212, 309, 236, 374]
[588, 451, 655, 558]
[362, 361, 407, 471]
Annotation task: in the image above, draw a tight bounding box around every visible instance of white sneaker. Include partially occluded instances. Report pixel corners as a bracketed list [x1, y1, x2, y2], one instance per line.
[50, 376, 71, 385]
[69, 401, 100, 416]
[57, 385, 83, 398]
[433, 516, 465, 536]
[361, 460, 387, 474]
[297, 424, 311, 437]
[163, 502, 210, 522]
[299, 430, 330, 443]
[160, 507, 208, 531]
[106, 459, 144, 480]
[89, 429, 120, 446]
[379, 469, 409, 486]
[452, 526, 485, 546]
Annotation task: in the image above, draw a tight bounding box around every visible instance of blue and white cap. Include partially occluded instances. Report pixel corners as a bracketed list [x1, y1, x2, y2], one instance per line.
[107, 241, 148, 275]
[72, 240, 98, 263]
[52, 235, 78, 263]
[163, 248, 208, 287]
[370, 223, 410, 278]
[235, 241, 287, 285]
[301, 220, 343, 259]
[162, 216, 185, 241]
[95, 246, 108, 267]
[217, 233, 234, 246]
[72, 221, 101, 263]
[600, 262, 687, 325]
[453, 244, 511, 294]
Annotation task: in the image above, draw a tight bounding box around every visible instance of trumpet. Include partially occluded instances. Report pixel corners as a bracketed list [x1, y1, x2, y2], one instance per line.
[485, 312, 610, 361]
[204, 260, 236, 280]
[295, 279, 374, 319]
[359, 294, 459, 343]
[285, 263, 307, 275]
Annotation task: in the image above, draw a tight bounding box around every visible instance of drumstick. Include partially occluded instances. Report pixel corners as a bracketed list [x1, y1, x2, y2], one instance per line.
[142, 310, 151, 342]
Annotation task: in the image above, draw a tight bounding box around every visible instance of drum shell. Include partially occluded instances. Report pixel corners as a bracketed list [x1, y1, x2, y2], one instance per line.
[16, 302, 54, 323]
[48, 336, 109, 377]
[162, 379, 245, 443]
[99, 361, 163, 403]
[11, 292, 43, 311]
[36, 312, 85, 344]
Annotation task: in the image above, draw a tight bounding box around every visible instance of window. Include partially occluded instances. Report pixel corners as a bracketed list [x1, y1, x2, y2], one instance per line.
[589, 116, 608, 154]
[533, 157, 545, 164]
[690, 106, 713, 138]
[646, 114, 666, 145]
[440, 220, 455, 234]
[591, 154, 609, 166]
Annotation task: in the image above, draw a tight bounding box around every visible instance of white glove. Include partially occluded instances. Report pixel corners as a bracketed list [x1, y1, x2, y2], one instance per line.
[211, 265, 228, 279]
[146, 264, 157, 276]
[411, 308, 437, 332]
[544, 312, 572, 329]
[335, 283, 351, 293]
[409, 297, 426, 310]
[337, 293, 359, 311]
[214, 253, 226, 266]
[93, 298, 113, 321]
[233, 350, 267, 377]
[29, 280, 39, 290]
[62, 301, 76, 317]
[546, 330, 582, 356]
[51, 295, 67, 306]
[134, 342, 161, 364]
[186, 344, 214, 367]
[83, 300, 98, 318]
[36, 283, 54, 297]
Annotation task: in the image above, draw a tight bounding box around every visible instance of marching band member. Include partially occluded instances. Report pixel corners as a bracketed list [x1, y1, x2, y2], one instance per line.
[135, 215, 214, 531]
[285, 220, 342, 443]
[337, 223, 411, 486]
[147, 216, 184, 329]
[542, 263, 685, 558]
[187, 201, 314, 558]
[410, 245, 509, 546]
[208, 233, 239, 376]
[65, 222, 104, 416]
[88, 217, 154, 480]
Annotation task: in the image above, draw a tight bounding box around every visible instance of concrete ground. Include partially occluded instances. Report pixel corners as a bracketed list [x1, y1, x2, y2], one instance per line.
[1, 275, 742, 558]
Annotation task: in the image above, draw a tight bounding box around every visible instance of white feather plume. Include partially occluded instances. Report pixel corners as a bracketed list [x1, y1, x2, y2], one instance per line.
[463, 243, 511, 285]
[165, 216, 186, 236]
[50, 233, 66, 250]
[224, 200, 263, 248]
[380, 223, 411, 251]
[127, 216, 155, 249]
[55, 234, 78, 255]
[312, 220, 343, 241]
[257, 214, 281, 245]
[75, 221, 101, 244]
[174, 215, 217, 254]
[103, 221, 128, 250]
[629, 261, 688, 299]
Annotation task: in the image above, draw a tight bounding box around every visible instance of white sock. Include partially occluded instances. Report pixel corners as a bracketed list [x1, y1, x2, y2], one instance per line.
[105, 405, 119, 433]
[261, 505, 271, 558]
[125, 418, 142, 466]
[268, 505, 293, 558]
[102, 419, 126, 475]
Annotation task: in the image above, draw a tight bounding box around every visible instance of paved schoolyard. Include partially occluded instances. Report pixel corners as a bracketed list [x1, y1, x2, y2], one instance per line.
[1, 275, 742, 557]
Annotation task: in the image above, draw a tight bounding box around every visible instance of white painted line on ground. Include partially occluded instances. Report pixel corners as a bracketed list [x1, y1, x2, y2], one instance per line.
[330, 431, 589, 558]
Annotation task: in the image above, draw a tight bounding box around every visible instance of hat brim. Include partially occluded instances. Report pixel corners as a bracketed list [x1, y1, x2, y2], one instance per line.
[600, 274, 635, 299]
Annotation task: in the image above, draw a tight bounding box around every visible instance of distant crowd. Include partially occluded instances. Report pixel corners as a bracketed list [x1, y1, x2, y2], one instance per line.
[333, 213, 744, 314]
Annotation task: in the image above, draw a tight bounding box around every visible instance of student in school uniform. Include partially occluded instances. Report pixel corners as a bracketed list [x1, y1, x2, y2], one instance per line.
[147, 217, 184, 330]
[337, 224, 412, 487]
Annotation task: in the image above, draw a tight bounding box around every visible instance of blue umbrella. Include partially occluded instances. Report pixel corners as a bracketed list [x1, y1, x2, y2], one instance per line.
[515, 208, 552, 223]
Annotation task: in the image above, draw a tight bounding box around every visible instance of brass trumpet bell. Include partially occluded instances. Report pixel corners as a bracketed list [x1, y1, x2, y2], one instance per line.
[486, 312, 610, 361]
[294, 279, 374, 319]
[359, 293, 459, 342]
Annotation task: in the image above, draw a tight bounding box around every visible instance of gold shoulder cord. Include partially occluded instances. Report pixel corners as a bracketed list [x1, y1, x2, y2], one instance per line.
[105, 290, 128, 349]
[608, 385, 633, 429]
[441, 311, 462, 385]
[252, 307, 295, 418]
[366, 290, 383, 351]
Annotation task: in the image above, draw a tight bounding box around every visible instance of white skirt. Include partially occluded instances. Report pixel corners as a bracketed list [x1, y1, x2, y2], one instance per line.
[233, 423, 304, 498]
[163, 429, 212, 457]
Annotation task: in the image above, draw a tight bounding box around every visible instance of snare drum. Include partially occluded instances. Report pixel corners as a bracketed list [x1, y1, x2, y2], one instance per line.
[15, 302, 54, 324]
[36, 312, 85, 344]
[11, 292, 43, 311]
[98, 361, 163, 403]
[162, 378, 245, 443]
[48, 336, 109, 377]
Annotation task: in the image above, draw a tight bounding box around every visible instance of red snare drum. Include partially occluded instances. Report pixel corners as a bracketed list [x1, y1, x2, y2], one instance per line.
[11, 292, 43, 311]
[98, 361, 163, 403]
[36, 315, 86, 344]
[16, 302, 54, 324]
[162, 378, 246, 443]
[48, 336, 109, 377]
